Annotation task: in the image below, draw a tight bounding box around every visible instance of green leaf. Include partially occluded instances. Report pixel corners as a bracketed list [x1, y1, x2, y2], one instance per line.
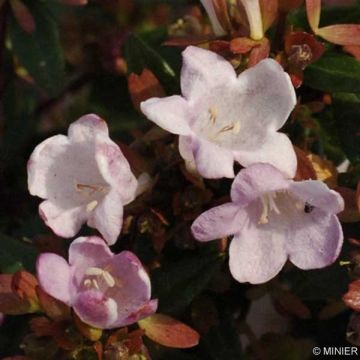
[0, 233, 38, 273]
[332, 93, 360, 163]
[8, 1, 65, 96]
[151, 251, 224, 314]
[124, 33, 178, 94]
[304, 54, 360, 93]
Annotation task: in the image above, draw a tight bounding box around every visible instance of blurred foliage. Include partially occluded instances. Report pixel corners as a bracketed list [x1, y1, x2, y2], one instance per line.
[0, 0, 360, 359]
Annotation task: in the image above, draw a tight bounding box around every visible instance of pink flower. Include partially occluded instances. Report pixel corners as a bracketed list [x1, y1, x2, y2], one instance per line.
[141, 46, 297, 179]
[37, 236, 158, 329]
[27, 114, 138, 245]
[191, 163, 344, 284]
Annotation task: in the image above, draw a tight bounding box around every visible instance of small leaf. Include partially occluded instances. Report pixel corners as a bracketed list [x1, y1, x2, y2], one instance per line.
[9, 1, 65, 95]
[10, 0, 35, 33]
[317, 24, 360, 45]
[74, 314, 102, 342]
[344, 45, 360, 60]
[343, 279, 360, 311]
[124, 33, 177, 94]
[138, 314, 200, 349]
[304, 53, 360, 93]
[305, 0, 321, 32]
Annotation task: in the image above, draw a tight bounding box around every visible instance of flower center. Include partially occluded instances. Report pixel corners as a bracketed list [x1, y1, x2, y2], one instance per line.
[257, 191, 316, 225]
[206, 106, 241, 142]
[75, 181, 109, 211]
[83, 266, 122, 291]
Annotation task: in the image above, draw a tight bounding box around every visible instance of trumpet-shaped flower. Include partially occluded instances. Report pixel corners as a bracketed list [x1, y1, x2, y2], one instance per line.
[191, 163, 344, 284]
[200, 0, 227, 36]
[141, 46, 297, 179]
[28, 114, 138, 245]
[37, 236, 158, 329]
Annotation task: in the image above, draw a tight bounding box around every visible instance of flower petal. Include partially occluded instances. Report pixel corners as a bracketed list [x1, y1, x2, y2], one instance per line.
[114, 299, 158, 327]
[36, 253, 71, 305]
[236, 59, 296, 131]
[27, 135, 70, 199]
[140, 96, 192, 136]
[74, 289, 118, 329]
[234, 132, 297, 178]
[69, 236, 113, 286]
[104, 251, 154, 326]
[68, 114, 109, 142]
[287, 212, 343, 269]
[192, 137, 235, 178]
[95, 141, 138, 205]
[191, 203, 247, 241]
[181, 46, 235, 101]
[231, 163, 290, 206]
[178, 135, 197, 175]
[87, 190, 124, 245]
[39, 200, 87, 238]
[229, 214, 287, 284]
[289, 180, 344, 213]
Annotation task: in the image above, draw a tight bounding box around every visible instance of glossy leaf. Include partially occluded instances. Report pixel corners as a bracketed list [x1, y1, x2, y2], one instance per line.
[138, 314, 200, 349]
[8, 1, 65, 96]
[304, 53, 360, 92]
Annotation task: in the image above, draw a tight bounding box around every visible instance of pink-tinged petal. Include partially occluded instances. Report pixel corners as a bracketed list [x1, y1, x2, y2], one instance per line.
[200, 0, 227, 36]
[87, 190, 124, 245]
[140, 96, 192, 136]
[114, 299, 158, 327]
[191, 203, 247, 241]
[36, 253, 71, 305]
[306, 0, 321, 32]
[95, 141, 138, 205]
[236, 59, 296, 131]
[229, 211, 287, 284]
[74, 289, 118, 329]
[39, 200, 87, 238]
[68, 114, 109, 142]
[27, 135, 70, 199]
[192, 138, 235, 178]
[317, 24, 360, 46]
[69, 236, 113, 272]
[181, 46, 235, 101]
[287, 212, 343, 269]
[234, 133, 297, 178]
[231, 163, 290, 205]
[289, 180, 344, 214]
[178, 136, 197, 175]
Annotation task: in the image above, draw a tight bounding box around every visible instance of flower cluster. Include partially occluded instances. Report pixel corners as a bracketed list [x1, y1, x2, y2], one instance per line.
[141, 46, 344, 284]
[28, 114, 157, 329]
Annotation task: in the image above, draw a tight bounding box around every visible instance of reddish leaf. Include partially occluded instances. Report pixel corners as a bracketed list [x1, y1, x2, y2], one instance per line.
[248, 37, 270, 67]
[259, 0, 278, 32]
[294, 146, 317, 181]
[128, 69, 165, 111]
[230, 37, 258, 54]
[10, 0, 35, 33]
[336, 186, 360, 223]
[138, 314, 200, 349]
[12, 271, 38, 305]
[344, 45, 360, 60]
[343, 280, 360, 311]
[275, 291, 311, 319]
[317, 24, 360, 46]
[279, 0, 304, 12]
[0, 274, 36, 315]
[306, 0, 321, 32]
[36, 286, 71, 322]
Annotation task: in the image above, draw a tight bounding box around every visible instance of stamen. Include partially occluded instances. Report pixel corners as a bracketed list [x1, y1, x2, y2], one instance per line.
[83, 279, 92, 287]
[258, 196, 270, 224]
[208, 107, 218, 124]
[92, 279, 100, 289]
[86, 200, 98, 212]
[75, 182, 108, 196]
[85, 267, 104, 276]
[232, 121, 241, 135]
[102, 270, 116, 288]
